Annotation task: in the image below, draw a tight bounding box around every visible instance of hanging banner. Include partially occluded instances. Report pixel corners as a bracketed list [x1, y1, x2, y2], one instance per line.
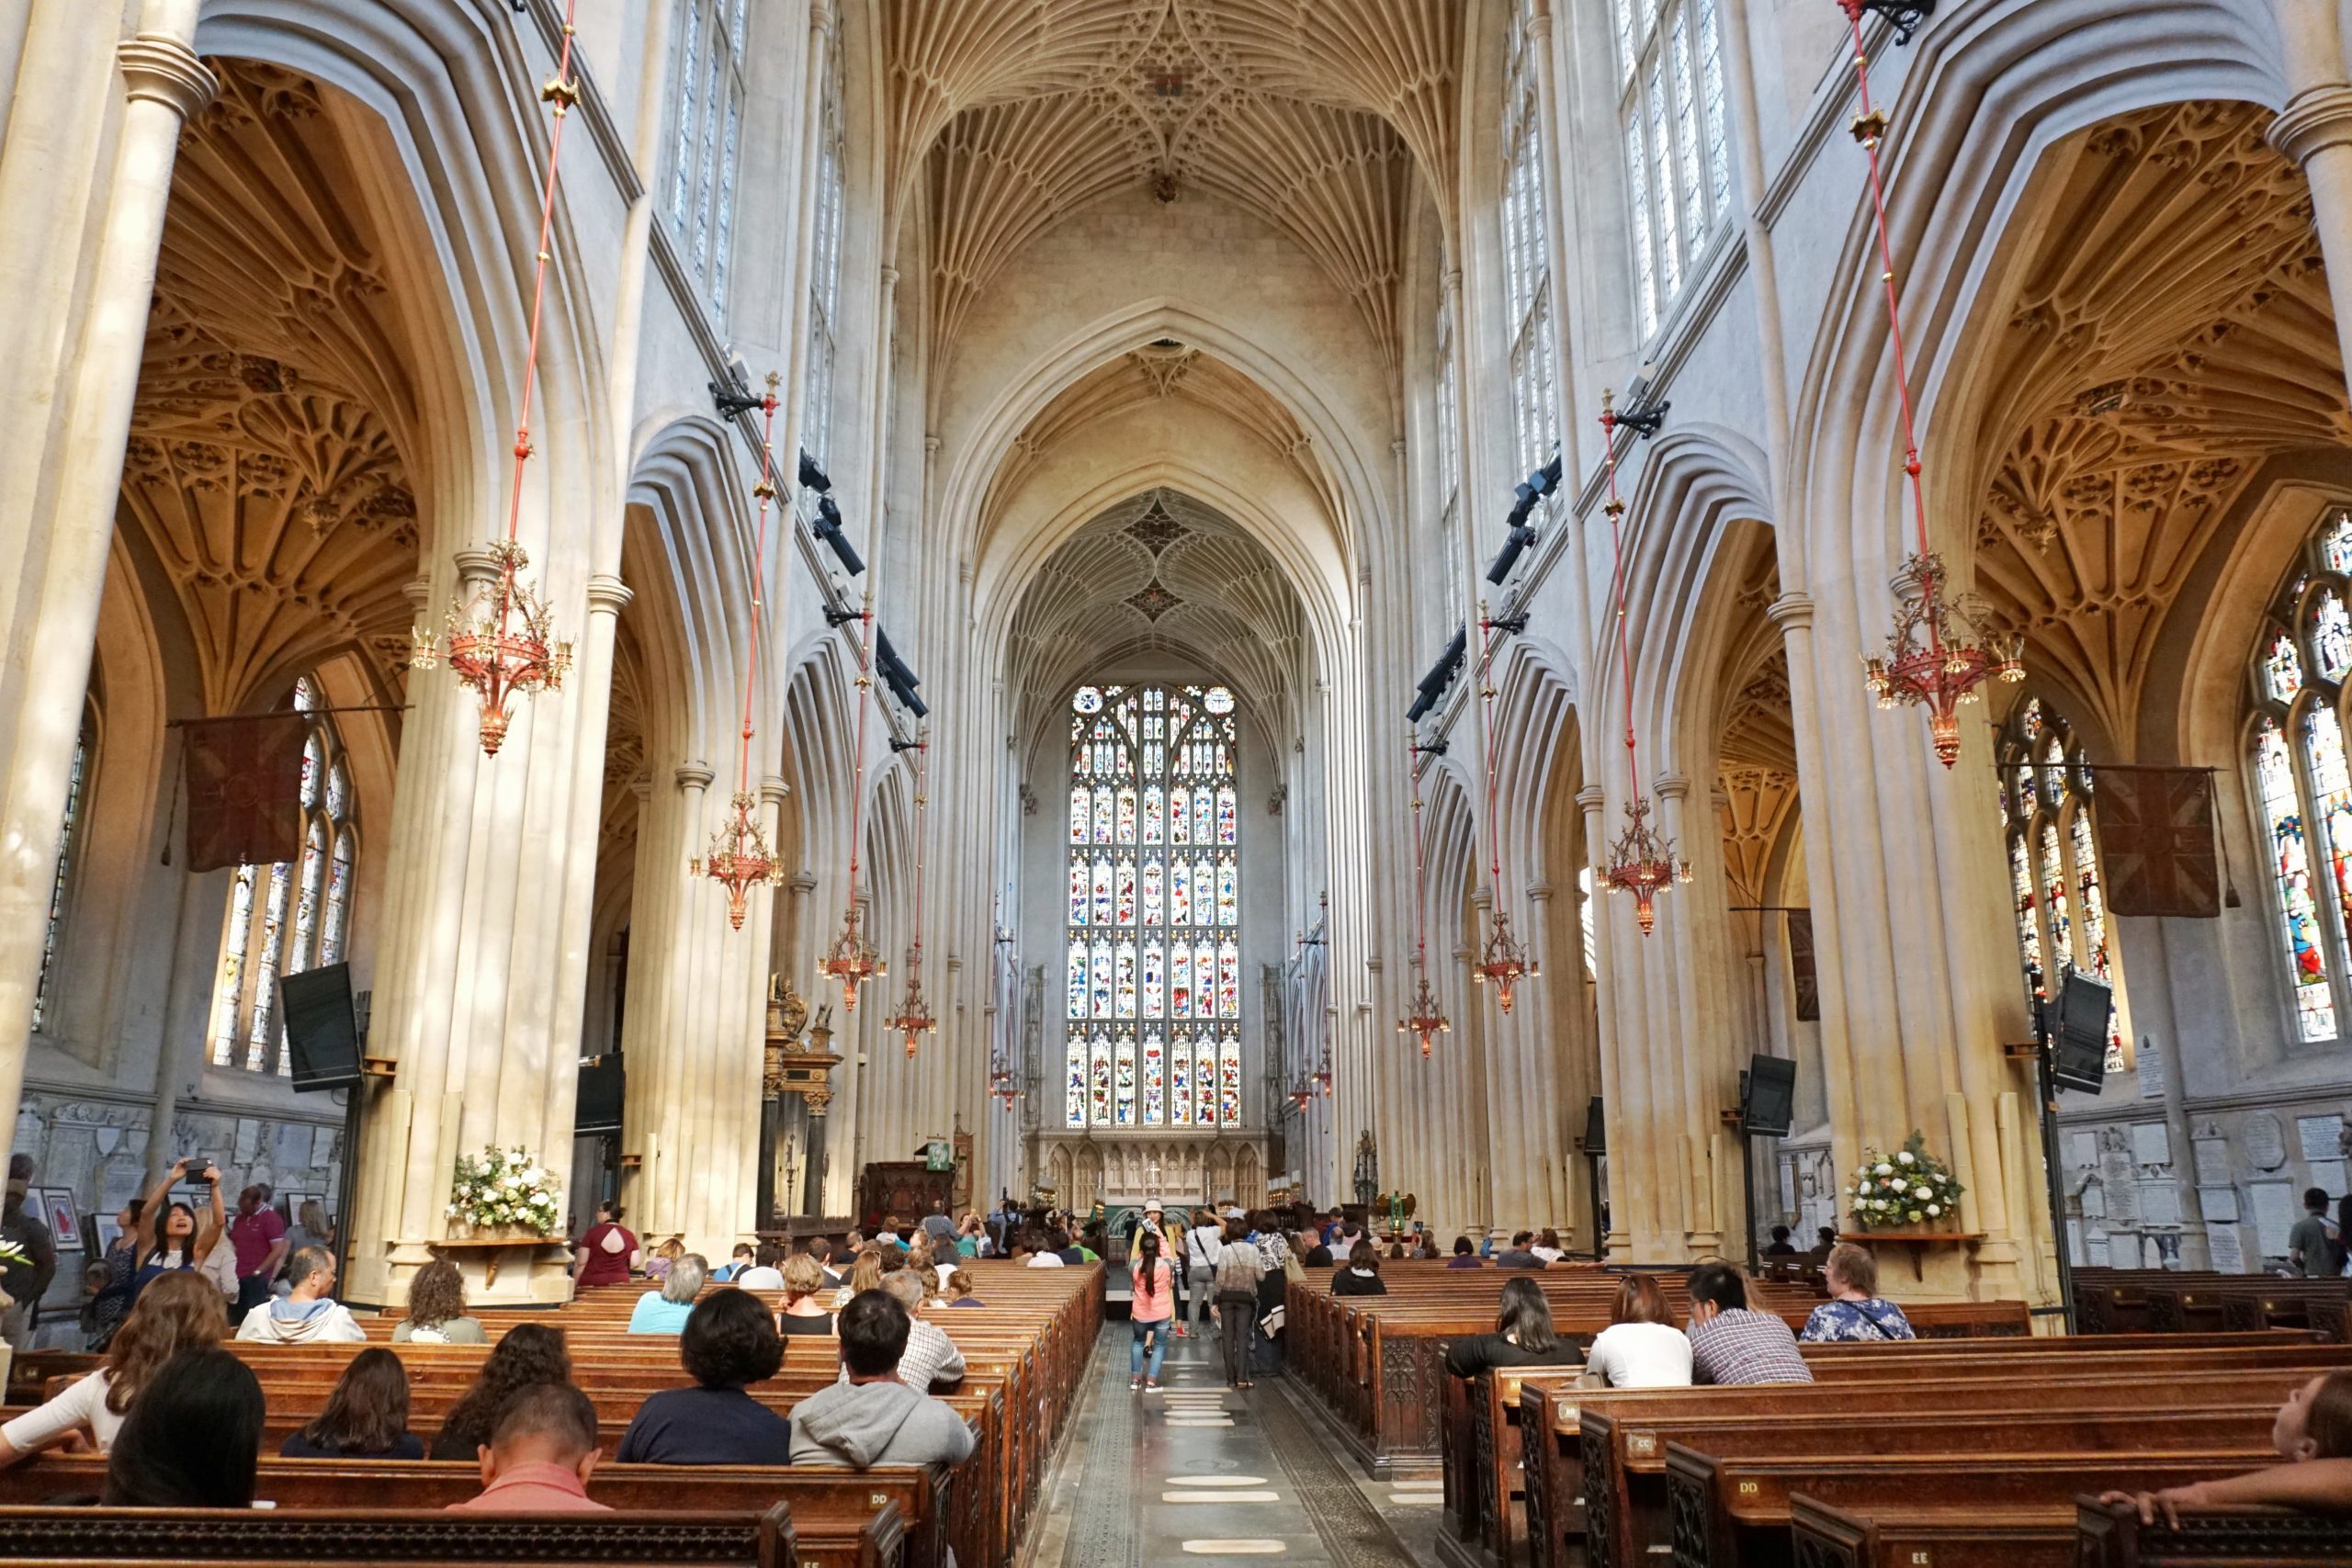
[2096, 767, 2220, 918]
[181, 714, 309, 872]
[1786, 909, 1820, 1022]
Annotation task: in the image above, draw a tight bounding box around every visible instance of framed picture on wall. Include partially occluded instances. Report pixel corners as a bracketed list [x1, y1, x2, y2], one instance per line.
[37, 1189, 81, 1251]
[91, 1213, 122, 1254]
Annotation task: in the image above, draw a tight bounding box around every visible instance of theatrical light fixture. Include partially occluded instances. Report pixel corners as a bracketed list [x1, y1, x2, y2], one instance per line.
[1611, 364, 1670, 441]
[812, 495, 866, 577]
[1596, 390, 1690, 935]
[412, 4, 583, 757]
[1836, 0, 2020, 766]
[709, 375, 766, 419]
[695, 375, 785, 930]
[885, 738, 938, 1057]
[798, 451, 832, 493]
[1860, 0, 1936, 44]
[1406, 624, 1468, 722]
[1486, 525, 1537, 585]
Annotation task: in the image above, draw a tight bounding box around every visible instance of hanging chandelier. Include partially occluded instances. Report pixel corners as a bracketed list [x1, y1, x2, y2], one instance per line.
[990, 1062, 1019, 1111]
[819, 592, 887, 1010]
[412, 5, 582, 757]
[1470, 610, 1538, 1011]
[1395, 739, 1452, 1056]
[1597, 393, 1690, 935]
[885, 738, 937, 1056]
[1838, 0, 2022, 764]
[694, 377, 785, 929]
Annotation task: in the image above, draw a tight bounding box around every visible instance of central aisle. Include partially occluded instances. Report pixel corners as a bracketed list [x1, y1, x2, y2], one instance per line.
[1022, 1322, 1439, 1567]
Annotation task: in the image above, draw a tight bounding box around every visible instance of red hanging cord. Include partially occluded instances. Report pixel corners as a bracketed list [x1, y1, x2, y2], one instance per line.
[1408, 737, 1431, 972]
[1600, 407, 1641, 794]
[736, 389, 780, 795]
[1476, 618, 1510, 903]
[504, 0, 580, 556]
[844, 604, 875, 909]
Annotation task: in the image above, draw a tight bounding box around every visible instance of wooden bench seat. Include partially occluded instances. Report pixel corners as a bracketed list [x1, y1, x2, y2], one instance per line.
[2075, 1498, 2352, 1568]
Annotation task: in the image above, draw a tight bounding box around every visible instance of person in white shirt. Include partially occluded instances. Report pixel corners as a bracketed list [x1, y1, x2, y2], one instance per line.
[734, 1241, 788, 1292]
[1183, 1208, 1224, 1334]
[234, 1247, 367, 1344]
[1529, 1228, 1566, 1265]
[1014, 1232, 1065, 1268]
[0, 1271, 224, 1463]
[1579, 1274, 1693, 1389]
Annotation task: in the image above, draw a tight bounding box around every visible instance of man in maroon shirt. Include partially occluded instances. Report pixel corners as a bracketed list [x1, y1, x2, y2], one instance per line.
[226, 1183, 288, 1315]
[452, 1383, 609, 1512]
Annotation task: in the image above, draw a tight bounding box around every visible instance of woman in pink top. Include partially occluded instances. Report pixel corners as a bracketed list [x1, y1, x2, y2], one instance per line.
[1128, 1229, 1174, 1391]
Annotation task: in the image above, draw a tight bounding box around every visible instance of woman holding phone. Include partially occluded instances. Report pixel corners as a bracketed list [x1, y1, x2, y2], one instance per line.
[130, 1158, 232, 1306]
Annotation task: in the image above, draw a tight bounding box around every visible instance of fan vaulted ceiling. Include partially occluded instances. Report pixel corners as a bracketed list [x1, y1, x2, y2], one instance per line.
[898, 0, 1458, 368]
[1007, 489, 1306, 748]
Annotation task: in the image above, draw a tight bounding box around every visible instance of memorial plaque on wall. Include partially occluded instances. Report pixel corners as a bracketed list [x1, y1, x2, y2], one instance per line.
[2244, 1112, 2288, 1171]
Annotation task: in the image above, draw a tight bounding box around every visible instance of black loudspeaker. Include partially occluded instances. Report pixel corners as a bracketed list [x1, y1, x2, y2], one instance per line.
[1582, 1096, 1606, 1156]
[278, 964, 362, 1091]
[575, 1056, 625, 1135]
[1742, 1054, 1797, 1136]
[2050, 970, 2112, 1095]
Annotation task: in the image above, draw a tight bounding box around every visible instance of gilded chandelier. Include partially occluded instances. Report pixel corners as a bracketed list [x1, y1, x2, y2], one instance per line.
[885, 739, 937, 1056]
[1597, 394, 1688, 935]
[820, 904, 886, 1012]
[413, 8, 582, 757]
[1396, 748, 1452, 1055]
[1472, 614, 1538, 1014]
[1838, 0, 2023, 761]
[821, 593, 886, 1010]
[696, 377, 785, 929]
[1470, 908, 1538, 1014]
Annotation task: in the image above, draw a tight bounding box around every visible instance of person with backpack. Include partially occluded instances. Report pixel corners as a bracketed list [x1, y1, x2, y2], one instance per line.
[1128, 1231, 1174, 1391]
[2291, 1188, 2345, 1278]
[1212, 1218, 1263, 1390]
[1183, 1207, 1223, 1337]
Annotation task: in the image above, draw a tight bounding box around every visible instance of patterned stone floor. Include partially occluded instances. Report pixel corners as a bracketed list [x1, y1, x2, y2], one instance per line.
[1023, 1319, 1440, 1568]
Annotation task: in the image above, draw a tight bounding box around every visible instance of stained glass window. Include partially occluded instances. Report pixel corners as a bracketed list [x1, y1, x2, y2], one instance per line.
[2257, 721, 2335, 1040]
[2266, 631, 2306, 705]
[208, 675, 356, 1074]
[1617, 0, 1731, 340]
[1066, 684, 1243, 1127]
[668, 0, 746, 313]
[2325, 513, 2352, 574]
[2317, 592, 2352, 682]
[31, 718, 89, 1034]
[1998, 699, 2131, 1064]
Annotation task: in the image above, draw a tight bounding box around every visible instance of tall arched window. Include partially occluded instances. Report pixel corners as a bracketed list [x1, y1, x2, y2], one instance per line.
[1066, 684, 1242, 1129]
[1500, 2, 1558, 479]
[668, 0, 747, 311]
[2245, 511, 2352, 1043]
[1612, 0, 1731, 339]
[208, 677, 357, 1075]
[31, 716, 91, 1034]
[803, 39, 846, 477]
[1433, 287, 1465, 634]
[1996, 698, 2130, 1070]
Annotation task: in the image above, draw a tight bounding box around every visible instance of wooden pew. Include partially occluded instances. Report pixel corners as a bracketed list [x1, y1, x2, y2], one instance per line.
[1789, 1494, 2074, 1568]
[2075, 1499, 2352, 1568]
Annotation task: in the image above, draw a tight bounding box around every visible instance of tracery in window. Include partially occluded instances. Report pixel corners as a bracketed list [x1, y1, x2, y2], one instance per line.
[803, 40, 846, 476]
[667, 0, 747, 312]
[1066, 684, 1243, 1128]
[1614, 0, 1733, 339]
[1433, 288, 1466, 633]
[32, 718, 90, 1034]
[1500, 4, 1558, 480]
[1996, 699, 2130, 1070]
[207, 677, 357, 1075]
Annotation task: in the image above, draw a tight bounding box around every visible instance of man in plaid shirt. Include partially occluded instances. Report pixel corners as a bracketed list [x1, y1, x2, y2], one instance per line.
[1683, 1264, 1814, 1385]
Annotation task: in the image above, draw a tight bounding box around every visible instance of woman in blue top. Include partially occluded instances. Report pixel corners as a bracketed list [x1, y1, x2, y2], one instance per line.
[628, 1252, 707, 1334]
[1797, 1243, 1915, 1342]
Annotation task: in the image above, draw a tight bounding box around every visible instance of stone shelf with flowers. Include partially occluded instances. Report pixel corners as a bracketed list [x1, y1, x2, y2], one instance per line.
[430, 1146, 562, 1287]
[1838, 1131, 1983, 1281]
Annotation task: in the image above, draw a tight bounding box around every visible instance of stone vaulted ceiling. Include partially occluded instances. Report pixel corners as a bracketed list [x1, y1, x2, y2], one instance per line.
[898, 0, 1458, 369]
[120, 59, 424, 712]
[1006, 489, 1306, 746]
[1971, 100, 2351, 750]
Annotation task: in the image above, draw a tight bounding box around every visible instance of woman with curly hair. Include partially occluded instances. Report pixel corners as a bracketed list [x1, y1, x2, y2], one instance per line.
[616, 1290, 791, 1463]
[426, 1322, 572, 1460]
[392, 1260, 485, 1344]
[0, 1269, 225, 1462]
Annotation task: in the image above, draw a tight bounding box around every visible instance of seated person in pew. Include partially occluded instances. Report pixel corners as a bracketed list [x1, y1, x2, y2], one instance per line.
[628, 1252, 707, 1334]
[281, 1346, 424, 1460]
[616, 1289, 793, 1465]
[1447, 1235, 1484, 1269]
[571, 1200, 639, 1289]
[1763, 1224, 1798, 1258]
[235, 1245, 366, 1344]
[872, 1269, 967, 1390]
[834, 1247, 889, 1303]
[943, 1269, 983, 1307]
[1806, 1225, 1837, 1263]
[1684, 1263, 1813, 1385]
[1580, 1274, 1693, 1389]
[2100, 1369, 2352, 1525]
[712, 1243, 756, 1283]
[1494, 1232, 1544, 1269]
[1014, 1231, 1066, 1269]
[790, 1290, 978, 1471]
[103, 1346, 265, 1508]
[807, 1235, 842, 1286]
[453, 1382, 610, 1514]
[0, 1270, 223, 1464]
[1443, 1277, 1586, 1380]
[1330, 1241, 1387, 1297]
[391, 1259, 485, 1344]
[777, 1253, 838, 1334]
[429, 1322, 572, 1460]
[1531, 1228, 1567, 1265]
[1798, 1243, 1916, 1343]
[1297, 1229, 1334, 1268]
[738, 1241, 789, 1292]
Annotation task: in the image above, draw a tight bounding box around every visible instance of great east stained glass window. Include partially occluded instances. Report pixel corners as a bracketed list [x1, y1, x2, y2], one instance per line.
[1996, 698, 2131, 1072]
[2240, 508, 2352, 1043]
[208, 676, 357, 1075]
[1066, 683, 1242, 1128]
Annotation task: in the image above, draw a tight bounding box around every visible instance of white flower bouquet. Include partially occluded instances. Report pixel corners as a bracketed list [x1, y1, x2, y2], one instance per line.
[448, 1145, 562, 1237]
[1845, 1130, 1964, 1232]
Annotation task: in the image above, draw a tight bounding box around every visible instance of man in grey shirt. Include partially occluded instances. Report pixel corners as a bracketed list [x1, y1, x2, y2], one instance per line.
[791, 1291, 977, 1469]
[2289, 1187, 2343, 1278]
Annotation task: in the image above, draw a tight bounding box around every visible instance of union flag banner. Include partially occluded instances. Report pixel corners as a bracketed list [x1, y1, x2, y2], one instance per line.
[2096, 766, 2220, 918]
[181, 714, 309, 872]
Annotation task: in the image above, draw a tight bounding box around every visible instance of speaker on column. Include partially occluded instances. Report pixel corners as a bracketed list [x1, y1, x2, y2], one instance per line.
[278, 964, 361, 1091]
[1740, 1055, 1796, 1137]
[1581, 1096, 1606, 1156]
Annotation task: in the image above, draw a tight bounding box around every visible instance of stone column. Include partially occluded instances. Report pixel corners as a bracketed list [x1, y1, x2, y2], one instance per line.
[2267, 4, 2352, 383]
[0, 12, 213, 1143]
[1578, 784, 1631, 1258]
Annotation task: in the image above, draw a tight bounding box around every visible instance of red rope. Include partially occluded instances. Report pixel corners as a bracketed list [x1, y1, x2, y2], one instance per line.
[1407, 737, 1430, 971]
[735, 394, 779, 796]
[1601, 410, 1641, 796]
[843, 606, 875, 913]
[907, 739, 928, 972]
[1476, 617, 1509, 900]
[504, 1, 578, 549]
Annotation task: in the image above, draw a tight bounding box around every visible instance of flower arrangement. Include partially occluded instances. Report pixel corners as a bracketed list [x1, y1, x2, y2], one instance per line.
[448, 1145, 561, 1237]
[1847, 1131, 1964, 1231]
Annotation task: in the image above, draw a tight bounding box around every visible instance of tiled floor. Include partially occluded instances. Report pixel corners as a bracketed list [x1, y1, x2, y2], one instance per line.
[1024, 1322, 1439, 1568]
